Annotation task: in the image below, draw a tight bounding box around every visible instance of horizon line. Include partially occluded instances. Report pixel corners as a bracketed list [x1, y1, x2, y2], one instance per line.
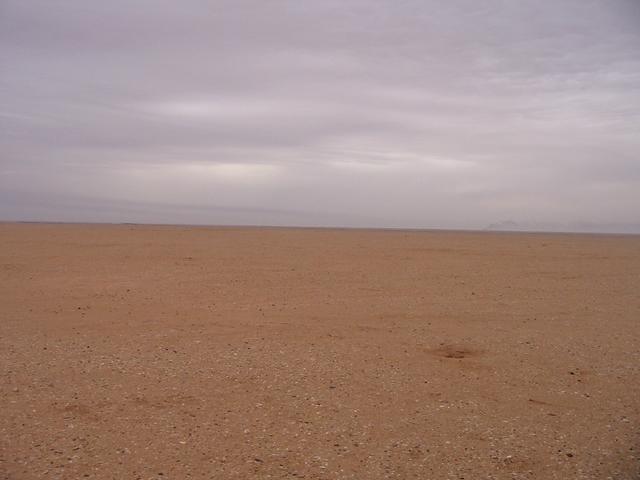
[2, 219, 638, 237]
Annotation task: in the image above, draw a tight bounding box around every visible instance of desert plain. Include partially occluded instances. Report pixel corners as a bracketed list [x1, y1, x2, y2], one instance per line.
[1, 223, 639, 479]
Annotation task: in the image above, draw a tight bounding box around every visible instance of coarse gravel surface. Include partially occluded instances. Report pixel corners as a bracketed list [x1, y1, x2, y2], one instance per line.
[1, 223, 639, 479]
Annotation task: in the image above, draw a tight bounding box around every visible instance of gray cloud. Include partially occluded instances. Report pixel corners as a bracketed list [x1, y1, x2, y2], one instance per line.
[2, 0, 640, 232]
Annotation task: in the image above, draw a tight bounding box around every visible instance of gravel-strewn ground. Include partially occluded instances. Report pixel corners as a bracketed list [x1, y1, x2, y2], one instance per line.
[1, 223, 639, 479]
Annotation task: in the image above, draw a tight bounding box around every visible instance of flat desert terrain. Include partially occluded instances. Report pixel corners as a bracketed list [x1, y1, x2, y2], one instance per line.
[1, 223, 639, 480]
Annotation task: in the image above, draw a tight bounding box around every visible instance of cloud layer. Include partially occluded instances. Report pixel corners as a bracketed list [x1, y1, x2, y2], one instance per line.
[2, 0, 639, 231]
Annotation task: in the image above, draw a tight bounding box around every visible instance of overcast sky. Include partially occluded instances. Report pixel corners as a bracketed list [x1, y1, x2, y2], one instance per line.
[1, 1, 639, 232]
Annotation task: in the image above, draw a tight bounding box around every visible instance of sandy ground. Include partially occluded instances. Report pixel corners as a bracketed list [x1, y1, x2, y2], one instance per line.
[1, 223, 639, 480]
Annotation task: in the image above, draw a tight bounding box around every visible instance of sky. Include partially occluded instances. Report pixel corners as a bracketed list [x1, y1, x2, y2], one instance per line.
[1, 1, 639, 232]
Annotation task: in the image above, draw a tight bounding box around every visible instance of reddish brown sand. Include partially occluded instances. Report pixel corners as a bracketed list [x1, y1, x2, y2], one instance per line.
[1, 223, 639, 479]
